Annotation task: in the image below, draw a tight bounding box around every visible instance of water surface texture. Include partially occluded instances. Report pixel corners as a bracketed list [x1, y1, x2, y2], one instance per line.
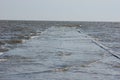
[0, 21, 120, 80]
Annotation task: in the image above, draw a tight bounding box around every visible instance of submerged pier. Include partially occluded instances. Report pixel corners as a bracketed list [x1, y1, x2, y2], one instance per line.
[0, 26, 120, 80]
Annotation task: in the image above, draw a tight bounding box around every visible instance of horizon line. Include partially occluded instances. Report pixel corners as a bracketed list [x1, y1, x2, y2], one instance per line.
[0, 19, 120, 23]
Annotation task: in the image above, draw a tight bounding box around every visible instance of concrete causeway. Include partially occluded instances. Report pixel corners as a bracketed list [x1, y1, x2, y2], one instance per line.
[0, 26, 120, 80]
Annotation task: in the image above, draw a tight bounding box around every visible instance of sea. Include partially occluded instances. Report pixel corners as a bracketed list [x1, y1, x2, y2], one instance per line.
[0, 20, 120, 53]
[0, 20, 120, 80]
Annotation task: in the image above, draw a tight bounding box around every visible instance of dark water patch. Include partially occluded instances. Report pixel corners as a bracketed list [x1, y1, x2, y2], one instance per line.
[0, 47, 9, 52]
[0, 41, 5, 45]
[4, 39, 23, 44]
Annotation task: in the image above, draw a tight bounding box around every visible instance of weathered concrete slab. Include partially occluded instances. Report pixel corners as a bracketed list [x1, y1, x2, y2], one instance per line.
[0, 26, 120, 80]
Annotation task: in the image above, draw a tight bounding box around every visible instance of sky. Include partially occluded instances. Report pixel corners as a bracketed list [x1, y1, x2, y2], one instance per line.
[0, 0, 120, 21]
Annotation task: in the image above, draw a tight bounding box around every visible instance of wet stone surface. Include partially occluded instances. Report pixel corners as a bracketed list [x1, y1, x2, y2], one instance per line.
[0, 26, 120, 80]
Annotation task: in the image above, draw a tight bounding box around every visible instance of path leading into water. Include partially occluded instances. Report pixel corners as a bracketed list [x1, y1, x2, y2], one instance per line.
[0, 26, 120, 80]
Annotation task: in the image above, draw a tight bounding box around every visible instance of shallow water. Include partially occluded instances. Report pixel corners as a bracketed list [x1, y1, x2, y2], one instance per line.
[78, 22, 120, 53]
[0, 26, 119, 80]
[0, 21, 120, 80]
[0, 21, 120, 53]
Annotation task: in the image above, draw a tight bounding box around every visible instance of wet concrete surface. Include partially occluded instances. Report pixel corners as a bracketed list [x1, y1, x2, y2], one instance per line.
[0, 26, 120, 80]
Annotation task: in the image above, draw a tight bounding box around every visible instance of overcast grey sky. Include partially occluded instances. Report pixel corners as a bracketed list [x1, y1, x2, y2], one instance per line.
[0, 0, 120, 21]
